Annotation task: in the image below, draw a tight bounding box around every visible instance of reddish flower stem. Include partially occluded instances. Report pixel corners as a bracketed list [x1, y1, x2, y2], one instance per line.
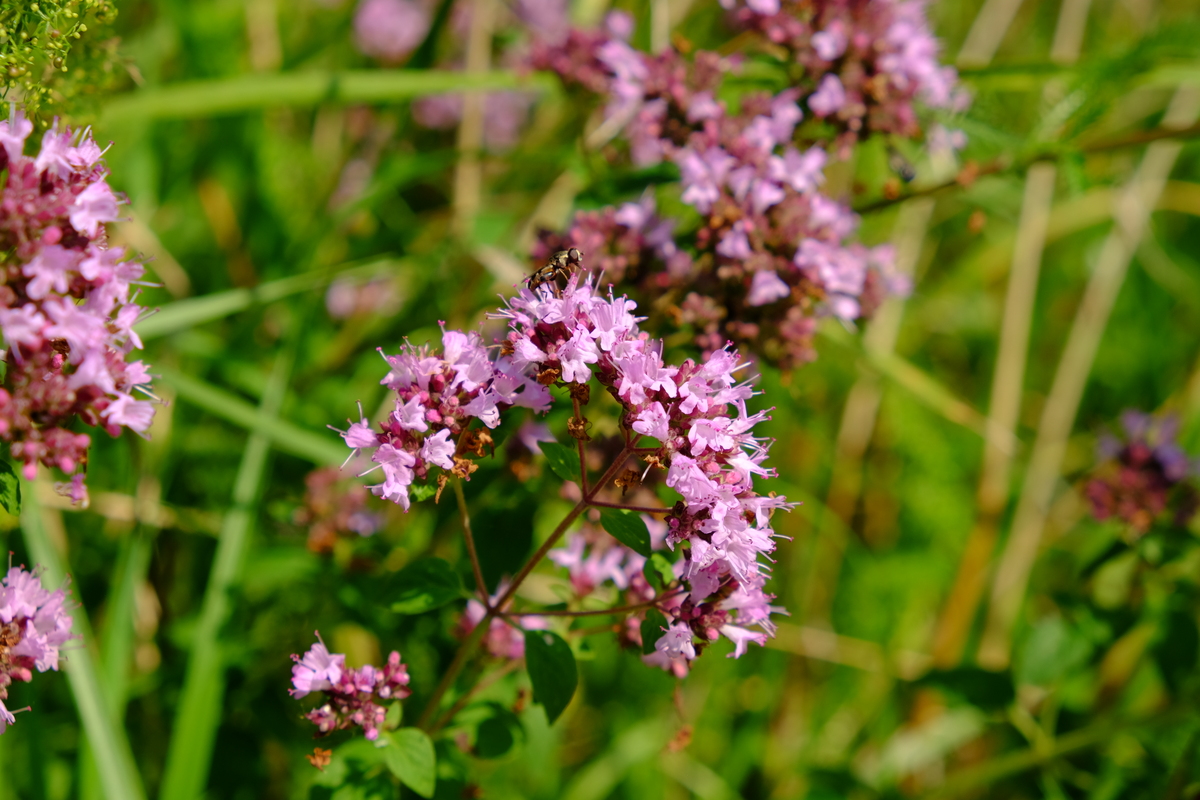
[452, 478, 489, 607]
[572, 395, 589, 495]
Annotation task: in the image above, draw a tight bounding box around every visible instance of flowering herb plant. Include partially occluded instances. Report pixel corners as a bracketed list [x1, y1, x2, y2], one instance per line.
[6, 0, 1200, 799]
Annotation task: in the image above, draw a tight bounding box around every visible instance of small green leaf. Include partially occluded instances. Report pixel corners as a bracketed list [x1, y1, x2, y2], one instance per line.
[389, 558, 464, 615]
[641, 609, 669, 655]
[643, 553, 675, 591]
[409, 482, 438, 502]
[538, 441, 581, 483]
[0, 458, 20, 517]
[1016, 617, 1094, 687]
[599, 509, 651, 557]
[524, 630, 577, 724]
[916, 667, 1015, 711]
[475, 716, 515, 759]
[381, 728, 436, 798]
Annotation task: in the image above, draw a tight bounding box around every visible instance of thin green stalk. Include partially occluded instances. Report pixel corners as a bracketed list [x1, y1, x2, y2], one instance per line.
[158, 344, 297, 800]
[79, 530, 155, 800]
[20, 497, 148, 800]
[101, 69, 556, 124]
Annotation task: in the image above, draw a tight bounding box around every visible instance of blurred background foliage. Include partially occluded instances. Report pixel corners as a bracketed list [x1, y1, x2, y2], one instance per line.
[2, 0, 1200, 798]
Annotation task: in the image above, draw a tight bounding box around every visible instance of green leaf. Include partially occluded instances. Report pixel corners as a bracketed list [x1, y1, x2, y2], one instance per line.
[599, 509, 652, 557]
[409, 482, 438, 502]
[643, 552, 675, 591]
[382, 728, 436, 798]
[0, 458, 20, 516]
[538, 441, 581, 483]
[641, 609, 669, 656]
[389, 558, 464, 615]
[475, 713, 517, 759]
[524, 630, 577, 724]
[1016, 617, 1094, 687]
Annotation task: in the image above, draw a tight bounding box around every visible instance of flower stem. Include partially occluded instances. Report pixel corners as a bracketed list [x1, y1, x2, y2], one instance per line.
[452, 478, 489, 606]
[502, 591, 684, 618]
[572, 395, 589, 495]
[586, 499, 667, 514]
[416, 445, 637, 730]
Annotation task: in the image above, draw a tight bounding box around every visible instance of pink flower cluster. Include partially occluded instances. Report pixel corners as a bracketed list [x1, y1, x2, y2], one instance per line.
[1, 565, 77, 734]
[529, 6, 937, 367]
[726, 0, 969, 144]
[338, 330, 550, 510]
[290, 633, 412, 741]
[0, 111, 156, 493]
[495, 273, 791, 664]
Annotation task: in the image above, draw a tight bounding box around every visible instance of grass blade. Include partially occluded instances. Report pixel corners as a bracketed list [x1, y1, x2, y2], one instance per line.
[137, 257, 403, 341]
[158, 367, 344, 465]
[158, 345, 296, 800]
[101, 69, 557, 124]
[20, 496, 148, 800]
[978, 87, 1200, 667]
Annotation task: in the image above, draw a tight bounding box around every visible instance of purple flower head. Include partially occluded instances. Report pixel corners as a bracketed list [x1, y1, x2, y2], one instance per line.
[1086, 411, 1200, 535]
[353, 0, 430, 62]
[290, 636, 345, 698]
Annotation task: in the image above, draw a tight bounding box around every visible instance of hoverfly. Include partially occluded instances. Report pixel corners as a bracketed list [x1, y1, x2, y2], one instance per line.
[525, 247, 584, 294]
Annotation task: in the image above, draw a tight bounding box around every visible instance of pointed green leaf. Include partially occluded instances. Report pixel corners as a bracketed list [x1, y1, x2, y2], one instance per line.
[0, 458, 20, 516]
[643, 553, 675, 592]
[524, 630, 577, 724]
[389, 558, 464, 615]
[641, 609, 669, 656]
[381, 728, 436, 798]
[538, 441, 581, 483]
[599, 509, 651, 557]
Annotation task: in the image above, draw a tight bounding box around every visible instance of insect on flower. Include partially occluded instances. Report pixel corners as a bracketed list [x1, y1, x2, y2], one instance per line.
[526, 247, 585, 294]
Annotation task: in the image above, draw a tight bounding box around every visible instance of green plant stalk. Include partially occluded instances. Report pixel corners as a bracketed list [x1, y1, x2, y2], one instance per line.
[101, 69, 557, 124]
[20, 496, 148, 800]
[158, 345, 296, 800]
